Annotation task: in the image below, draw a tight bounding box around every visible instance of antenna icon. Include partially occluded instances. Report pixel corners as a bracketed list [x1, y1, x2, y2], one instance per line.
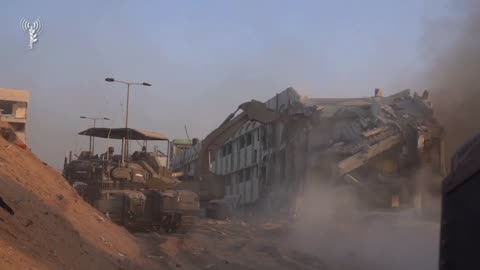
[20, 17, 43, 49]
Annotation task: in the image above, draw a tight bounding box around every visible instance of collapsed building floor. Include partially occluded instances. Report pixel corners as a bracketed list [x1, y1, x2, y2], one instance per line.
[171, 87, 445, 217]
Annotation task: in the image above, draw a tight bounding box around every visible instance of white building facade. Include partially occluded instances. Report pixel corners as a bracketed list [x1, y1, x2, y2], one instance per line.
[170, 87, 303, 205]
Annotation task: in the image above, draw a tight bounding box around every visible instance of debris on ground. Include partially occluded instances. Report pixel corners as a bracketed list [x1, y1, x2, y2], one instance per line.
[24, 219, 33, 227]
[260, 222, 282, 231]
[206, 220, 230, 225]
[95, 214, 105, 222]
[160, 237, 180, 257]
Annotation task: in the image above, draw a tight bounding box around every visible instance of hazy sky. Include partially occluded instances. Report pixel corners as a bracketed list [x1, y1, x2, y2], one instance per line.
[0, 0, 452, 169]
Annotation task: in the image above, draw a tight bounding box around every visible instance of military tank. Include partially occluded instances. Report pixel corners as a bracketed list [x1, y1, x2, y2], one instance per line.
[63, 127, 200, 233]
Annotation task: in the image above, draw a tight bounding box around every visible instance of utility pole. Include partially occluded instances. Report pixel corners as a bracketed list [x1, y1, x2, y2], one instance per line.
[105, 77, 151, 164]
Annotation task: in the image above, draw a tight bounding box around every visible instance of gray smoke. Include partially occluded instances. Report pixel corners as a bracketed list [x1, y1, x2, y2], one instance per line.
[428, 0, 480, 162]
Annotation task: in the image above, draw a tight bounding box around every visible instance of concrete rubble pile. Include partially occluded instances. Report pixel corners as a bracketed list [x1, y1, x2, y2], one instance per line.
[270, 88, 445, 212]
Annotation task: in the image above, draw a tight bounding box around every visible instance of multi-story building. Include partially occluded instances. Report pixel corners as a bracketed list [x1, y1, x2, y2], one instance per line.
[0, 88, 29, 143]
[170, 86, 445, 214]
[170, 138, 199, 178]
[170, 87, 304, 205]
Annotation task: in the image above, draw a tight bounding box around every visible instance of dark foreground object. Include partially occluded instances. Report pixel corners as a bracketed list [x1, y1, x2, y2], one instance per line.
[0, 196, 14, 215]
[439, 133, 480, 270]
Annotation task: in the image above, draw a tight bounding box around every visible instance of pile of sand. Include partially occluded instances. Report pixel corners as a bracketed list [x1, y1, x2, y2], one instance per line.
[0, 129, 149, 270]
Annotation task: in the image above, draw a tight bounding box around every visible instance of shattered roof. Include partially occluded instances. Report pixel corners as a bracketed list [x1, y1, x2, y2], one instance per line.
[304, 98, 372, 107]
[306, 89, 434, 120]
[304, 89, 415, 107]
[78, 128, 169, 141]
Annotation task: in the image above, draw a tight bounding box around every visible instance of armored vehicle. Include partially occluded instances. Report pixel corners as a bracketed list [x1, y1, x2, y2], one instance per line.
[63, 128, 200, 233]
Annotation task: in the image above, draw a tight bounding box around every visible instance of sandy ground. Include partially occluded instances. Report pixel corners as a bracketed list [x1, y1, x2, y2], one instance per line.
[0, 132, 155, 270]
[136, 218, 328, 270]
[135, 213, 439, 270]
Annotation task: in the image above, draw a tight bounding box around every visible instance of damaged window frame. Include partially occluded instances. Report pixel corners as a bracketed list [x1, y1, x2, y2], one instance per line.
[239, 135, 246, 149]
[246, 132, 252, 146]
[238, 169, 244, 183]
[245, 167, 251, 180]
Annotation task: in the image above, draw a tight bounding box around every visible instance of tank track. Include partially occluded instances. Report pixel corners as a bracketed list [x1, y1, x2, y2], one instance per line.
[176, 215, 195, 234]
[161, 213, 195, 234]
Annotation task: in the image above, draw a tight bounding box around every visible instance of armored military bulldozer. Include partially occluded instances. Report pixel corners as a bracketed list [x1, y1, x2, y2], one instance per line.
[63, 128, 200, 233]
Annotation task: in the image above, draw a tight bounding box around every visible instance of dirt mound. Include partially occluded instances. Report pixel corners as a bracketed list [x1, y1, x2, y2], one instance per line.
[0, 129, 148, 269]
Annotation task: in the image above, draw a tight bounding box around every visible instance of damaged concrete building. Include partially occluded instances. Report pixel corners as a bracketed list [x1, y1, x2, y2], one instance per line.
[171, 87, 445, 212]
[170, 138, 198, 177]
[0, 88, 29, 143]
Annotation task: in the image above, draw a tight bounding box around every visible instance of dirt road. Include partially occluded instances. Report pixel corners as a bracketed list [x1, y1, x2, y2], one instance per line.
[137, 218, 328, 270]
[136, 213, 439, 270]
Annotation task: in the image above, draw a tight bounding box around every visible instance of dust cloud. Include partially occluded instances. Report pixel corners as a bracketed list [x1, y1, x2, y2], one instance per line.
[251, 2, 480, 268]
[281, 3, 480, 267]
[428, 0, 480, 162]
[287, 180, 439, 270]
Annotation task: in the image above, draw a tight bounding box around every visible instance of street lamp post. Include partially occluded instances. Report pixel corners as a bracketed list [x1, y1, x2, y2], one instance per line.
[80, 116, 110, 154]
[105, 77, 151, 162]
